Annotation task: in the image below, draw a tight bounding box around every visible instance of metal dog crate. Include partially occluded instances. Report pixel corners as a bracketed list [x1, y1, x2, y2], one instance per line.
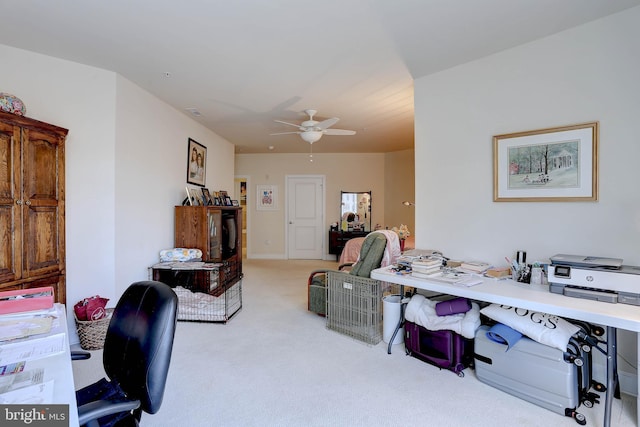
[326, 271, 397, 345]
[150, 263, 242, 323]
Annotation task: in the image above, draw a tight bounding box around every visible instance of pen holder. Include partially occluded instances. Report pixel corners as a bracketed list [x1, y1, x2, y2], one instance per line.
[530, 266, 544, 285]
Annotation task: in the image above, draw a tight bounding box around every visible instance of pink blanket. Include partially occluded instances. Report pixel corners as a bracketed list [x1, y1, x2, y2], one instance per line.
[339, 237, 365, 264]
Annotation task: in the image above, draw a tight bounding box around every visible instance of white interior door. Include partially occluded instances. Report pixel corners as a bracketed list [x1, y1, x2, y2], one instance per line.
[286, 175, 324, 259]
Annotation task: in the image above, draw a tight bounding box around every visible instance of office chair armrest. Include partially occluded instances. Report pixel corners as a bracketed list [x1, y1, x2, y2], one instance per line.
[78, 399, 141, 426]
[71, 350, 92, 360]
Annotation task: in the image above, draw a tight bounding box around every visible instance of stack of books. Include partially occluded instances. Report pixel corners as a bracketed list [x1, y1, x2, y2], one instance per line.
[411, 259, 442, 279]
[460, 261, 492, 273]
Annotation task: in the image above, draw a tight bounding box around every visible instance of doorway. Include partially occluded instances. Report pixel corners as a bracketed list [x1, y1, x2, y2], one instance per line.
[286, 175, 325, 259]
[234, 176, 249, 259]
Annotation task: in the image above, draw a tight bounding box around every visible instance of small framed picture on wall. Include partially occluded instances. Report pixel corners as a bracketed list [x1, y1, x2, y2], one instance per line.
[187, 138, 206, 187]
[256, 185, 278, 210]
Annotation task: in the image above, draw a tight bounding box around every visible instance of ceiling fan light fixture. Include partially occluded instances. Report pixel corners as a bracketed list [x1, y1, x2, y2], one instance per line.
[300, 130, 323, 144]
[271, 109, 356, 145]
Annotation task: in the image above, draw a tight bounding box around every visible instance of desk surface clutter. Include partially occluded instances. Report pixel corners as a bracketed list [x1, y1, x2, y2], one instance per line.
[0, 288, 78, 426]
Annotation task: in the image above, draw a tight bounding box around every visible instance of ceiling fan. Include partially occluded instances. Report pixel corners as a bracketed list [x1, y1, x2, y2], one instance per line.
[270, 109, 356, 144]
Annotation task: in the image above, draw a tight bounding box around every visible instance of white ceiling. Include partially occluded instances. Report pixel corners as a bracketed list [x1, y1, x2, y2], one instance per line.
[1, 0, 638, 154]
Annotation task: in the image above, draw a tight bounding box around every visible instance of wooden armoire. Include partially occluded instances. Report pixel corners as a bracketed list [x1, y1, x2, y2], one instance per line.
[0, 111, 68, 303]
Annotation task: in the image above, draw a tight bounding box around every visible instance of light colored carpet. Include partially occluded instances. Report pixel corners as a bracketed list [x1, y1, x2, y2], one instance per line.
[72, 259, 636, 427]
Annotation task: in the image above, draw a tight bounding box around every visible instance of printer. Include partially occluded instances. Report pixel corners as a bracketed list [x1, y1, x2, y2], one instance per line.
[548, 254, 640, 305]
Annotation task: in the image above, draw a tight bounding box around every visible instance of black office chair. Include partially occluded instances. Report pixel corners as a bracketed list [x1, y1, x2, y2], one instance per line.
[74, 281, 178, 427]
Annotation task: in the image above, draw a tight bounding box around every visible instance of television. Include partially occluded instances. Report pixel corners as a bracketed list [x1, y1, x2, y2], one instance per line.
[221, 211, 237, 258]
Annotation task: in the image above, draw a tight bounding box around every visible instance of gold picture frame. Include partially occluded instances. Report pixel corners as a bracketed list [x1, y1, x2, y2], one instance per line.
[493, 122, 598, 202]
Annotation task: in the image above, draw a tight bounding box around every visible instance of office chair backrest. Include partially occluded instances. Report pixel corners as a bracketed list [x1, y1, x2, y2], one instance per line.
[349, 232, 387, 278]
[103, 281, 178, 415]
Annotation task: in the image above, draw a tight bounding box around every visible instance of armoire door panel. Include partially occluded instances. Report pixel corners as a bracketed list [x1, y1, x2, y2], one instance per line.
[0, 205, 20, 282]
[0, 121, 21, 282]
[23, 205, 60, 277]
[22, 129, 61, 204]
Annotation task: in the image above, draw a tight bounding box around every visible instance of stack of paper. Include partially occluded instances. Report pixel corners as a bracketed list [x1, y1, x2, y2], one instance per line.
[0, 368, 54, 404]
[0, 317, 53, 341]
[0, 333, 66, 365]
[454, 277, 483, 287]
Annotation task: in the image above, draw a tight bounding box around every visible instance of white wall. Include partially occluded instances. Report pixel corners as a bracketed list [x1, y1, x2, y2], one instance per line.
[0, 44, 235, 339]
[0, 44, 118, 338]
[414, 6, 640, 393]
[113, 76, 235, 297]
[384, 149, 415, 233]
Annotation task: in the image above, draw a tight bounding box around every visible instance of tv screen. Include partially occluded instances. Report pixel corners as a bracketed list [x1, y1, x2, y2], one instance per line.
[222, 212, 236, 257]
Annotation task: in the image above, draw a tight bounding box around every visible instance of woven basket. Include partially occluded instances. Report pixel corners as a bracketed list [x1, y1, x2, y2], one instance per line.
[74, 308, 113, 350]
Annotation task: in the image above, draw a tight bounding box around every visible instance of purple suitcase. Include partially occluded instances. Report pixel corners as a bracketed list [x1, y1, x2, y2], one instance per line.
[404, 321, 474, 377]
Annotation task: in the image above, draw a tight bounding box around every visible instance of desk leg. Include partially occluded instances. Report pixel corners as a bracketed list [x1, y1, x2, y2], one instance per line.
[604, 326, 619, 427]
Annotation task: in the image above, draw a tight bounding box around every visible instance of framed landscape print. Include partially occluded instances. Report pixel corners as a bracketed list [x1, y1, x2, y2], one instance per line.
[493, 122, 598, 202]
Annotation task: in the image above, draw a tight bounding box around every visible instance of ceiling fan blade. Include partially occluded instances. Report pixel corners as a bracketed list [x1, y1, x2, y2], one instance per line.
[324, 129, 356, 136]
[269, 131, 301, 136]
[316, 117, 339, 130]
[274, 119, 302, 129]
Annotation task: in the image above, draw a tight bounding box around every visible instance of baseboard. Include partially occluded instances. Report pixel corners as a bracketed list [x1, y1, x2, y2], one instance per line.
[247, 253, 287, 259]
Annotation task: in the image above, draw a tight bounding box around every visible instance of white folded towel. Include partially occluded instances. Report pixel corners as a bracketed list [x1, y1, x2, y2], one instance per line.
[404, 294, 480, 339]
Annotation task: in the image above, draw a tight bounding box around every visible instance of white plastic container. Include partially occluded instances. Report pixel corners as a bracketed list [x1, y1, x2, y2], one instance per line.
[383, 295, 404, 344]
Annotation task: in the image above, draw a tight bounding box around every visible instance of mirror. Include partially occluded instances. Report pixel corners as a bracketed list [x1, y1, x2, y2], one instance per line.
[340, 191, 371, 232]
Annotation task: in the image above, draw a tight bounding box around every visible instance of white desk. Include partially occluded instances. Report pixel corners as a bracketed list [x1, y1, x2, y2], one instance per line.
[0, 303, 79, 426]
[371, 266, 640, 427]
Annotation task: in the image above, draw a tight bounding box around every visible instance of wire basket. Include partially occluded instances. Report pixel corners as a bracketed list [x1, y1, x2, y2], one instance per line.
[74, 308, 113, 350]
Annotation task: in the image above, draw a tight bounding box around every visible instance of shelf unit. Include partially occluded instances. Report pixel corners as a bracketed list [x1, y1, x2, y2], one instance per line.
[152, 206, 243, 322]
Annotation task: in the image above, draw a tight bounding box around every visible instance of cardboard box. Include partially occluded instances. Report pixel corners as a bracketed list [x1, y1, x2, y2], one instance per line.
[0, 287, 54, 315]
[485, 267, 511, 278]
